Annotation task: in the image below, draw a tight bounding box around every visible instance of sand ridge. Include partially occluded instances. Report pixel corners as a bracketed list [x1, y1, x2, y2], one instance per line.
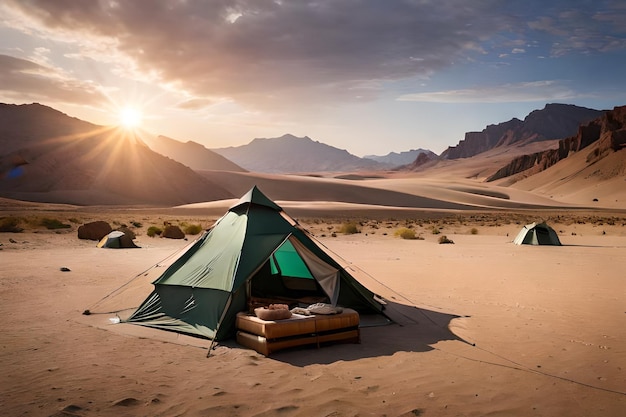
[1, 210, 625, 416]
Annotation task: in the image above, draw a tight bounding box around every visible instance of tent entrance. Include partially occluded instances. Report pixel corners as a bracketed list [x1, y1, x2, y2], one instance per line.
[250, 236, 340, 306]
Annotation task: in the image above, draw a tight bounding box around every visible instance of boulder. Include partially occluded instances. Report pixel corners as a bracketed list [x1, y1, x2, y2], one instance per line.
[78, 221, 112, 241]
[162, 225, 185, 239]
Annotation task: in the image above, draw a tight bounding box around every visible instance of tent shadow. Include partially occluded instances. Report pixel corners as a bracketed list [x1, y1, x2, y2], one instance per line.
[250, 301, 468, 366]
[561, 244, 626, 248]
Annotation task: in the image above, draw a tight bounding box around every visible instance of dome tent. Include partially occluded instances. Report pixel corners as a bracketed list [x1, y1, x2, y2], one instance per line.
[97, 230, 139, 248]
[513, 222, 561, 246]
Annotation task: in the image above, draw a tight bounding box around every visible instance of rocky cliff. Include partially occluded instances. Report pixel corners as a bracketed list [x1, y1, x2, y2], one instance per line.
[487, 106, 626, 182]
[441, 104, 604, 160]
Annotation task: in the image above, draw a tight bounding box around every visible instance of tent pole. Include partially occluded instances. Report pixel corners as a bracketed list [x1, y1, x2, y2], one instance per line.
[207, 293, 234, 358]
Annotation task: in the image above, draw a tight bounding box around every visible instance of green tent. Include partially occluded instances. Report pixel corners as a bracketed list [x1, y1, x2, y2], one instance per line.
[126, 186, 385, 341]
[513, 222, 561, 246]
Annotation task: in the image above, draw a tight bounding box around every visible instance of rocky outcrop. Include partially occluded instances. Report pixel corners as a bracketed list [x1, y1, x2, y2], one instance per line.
[441, 104, 604, 160]
[487, 105, 626, 182]
[407, 151, 437, 170]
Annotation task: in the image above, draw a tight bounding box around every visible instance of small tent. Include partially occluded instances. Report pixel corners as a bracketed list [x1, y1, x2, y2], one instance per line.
[97, 231, 139, 248]
[513, 222, 561, 246]
[125, 186, 385, 341]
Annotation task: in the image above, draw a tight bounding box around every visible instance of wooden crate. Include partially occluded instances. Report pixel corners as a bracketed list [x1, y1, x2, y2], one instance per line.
[235, 309, 360, 355]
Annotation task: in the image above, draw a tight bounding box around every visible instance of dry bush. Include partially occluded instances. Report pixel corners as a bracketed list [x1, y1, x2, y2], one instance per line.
[339, 222, 360, 234]
[147, 226, 163, 237]
[395, 227, 418, 240]
[0, 216, 24, 233]
[183, 224, 203, 235]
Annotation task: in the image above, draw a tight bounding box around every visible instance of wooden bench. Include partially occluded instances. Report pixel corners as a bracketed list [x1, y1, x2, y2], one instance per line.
[235, 308, 360, 356]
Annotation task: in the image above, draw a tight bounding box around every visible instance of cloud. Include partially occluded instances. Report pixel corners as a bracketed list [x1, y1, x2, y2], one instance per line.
[527, 2, 626, 56]
[1, 0, 625, 111]
[0, 0, 512, 109]
[396, 81, 577, 103]
[0, 54, 106, 105]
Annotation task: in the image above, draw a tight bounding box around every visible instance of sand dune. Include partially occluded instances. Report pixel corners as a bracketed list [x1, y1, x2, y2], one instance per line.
[1, 216, 625, 416]
[1, 134, 625, 416]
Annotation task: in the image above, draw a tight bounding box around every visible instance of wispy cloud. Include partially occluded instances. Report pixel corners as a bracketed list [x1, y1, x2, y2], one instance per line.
[0, 54, 105, 105]
[0, 1, 624, 111]
[0, 1, 513, 109]
[397, 81, 577, 103]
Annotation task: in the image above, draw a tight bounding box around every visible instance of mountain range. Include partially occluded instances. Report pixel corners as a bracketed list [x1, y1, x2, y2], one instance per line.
[440, 103, 604, 160]
[213, 134, 388, 173]
[0, 103, 234, 205]
[364, 149, 437, 166]
[0, 102, 624, 208]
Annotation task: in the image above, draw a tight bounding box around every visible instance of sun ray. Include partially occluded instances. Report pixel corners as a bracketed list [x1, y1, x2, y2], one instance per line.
[118, 106, 144, 129]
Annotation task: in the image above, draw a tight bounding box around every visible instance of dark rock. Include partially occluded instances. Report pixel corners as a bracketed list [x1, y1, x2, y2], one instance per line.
[162, 225, 185, 239]
[77, 221, 112, 241]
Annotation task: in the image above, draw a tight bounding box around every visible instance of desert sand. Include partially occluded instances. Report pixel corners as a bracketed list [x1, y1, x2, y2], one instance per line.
[1, 172, 625, 416]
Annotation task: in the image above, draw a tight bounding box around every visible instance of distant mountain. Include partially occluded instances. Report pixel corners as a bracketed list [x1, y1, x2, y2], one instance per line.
[143, 135, 246, 172]
[441, 103, 605, 160]
[0, 103, 234, 205]
[0, 103, 97, 154]
[363, 149, 437, 166]
[213, 134, 387, 173]
[487, 105, 626, 183]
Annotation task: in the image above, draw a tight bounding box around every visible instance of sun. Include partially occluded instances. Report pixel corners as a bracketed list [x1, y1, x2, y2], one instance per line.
[118, 106, 143, 129]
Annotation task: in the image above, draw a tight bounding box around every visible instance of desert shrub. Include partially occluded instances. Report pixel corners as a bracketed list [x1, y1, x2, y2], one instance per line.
[68, 217, 81, 224]
[183, 224, 203, 235]
[431, 227, 441, 235]
[131, 221, 142, 228]
[438, 235, 454, 244]
[395, 227, 417, 240]
[147, 226, 163, 237]
[339, 222, 360, 234]
[470, 227, 478, 235]
[0, 216, 24, 233]
[41, 218, 71, 230]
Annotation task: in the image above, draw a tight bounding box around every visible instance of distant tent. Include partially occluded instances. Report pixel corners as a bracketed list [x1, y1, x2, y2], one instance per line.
[97, 231, 139, 249]
[513, 222, 561, 246]
[125, 186, 386, 341]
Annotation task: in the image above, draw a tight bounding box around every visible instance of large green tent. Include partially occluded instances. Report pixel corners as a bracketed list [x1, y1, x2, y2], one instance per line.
[513, 222, 561, 246]
[126, 186, 385, 341]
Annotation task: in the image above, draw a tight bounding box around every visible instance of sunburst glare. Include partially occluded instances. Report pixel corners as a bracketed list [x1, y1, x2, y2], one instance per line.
[118, 106, 143, 129]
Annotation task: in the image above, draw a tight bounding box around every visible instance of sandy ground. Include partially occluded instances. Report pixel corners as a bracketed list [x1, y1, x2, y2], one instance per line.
[1, 209, 625, 417]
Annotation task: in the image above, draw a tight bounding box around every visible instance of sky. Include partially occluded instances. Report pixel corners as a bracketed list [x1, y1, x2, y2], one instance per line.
[1, 1, 625, 157]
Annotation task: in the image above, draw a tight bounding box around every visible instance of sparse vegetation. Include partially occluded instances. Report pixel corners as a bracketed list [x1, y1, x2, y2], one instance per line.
[183, 224, 203, 235]
[431, 227, 441, 235]
[147, 226, 163, 237]
[470, 227, 478, 235]
[339, 222, 360, 234]
[40, 218, 71, 230]
[0, 216, 24, 233]
[395, 227, 417, 240]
